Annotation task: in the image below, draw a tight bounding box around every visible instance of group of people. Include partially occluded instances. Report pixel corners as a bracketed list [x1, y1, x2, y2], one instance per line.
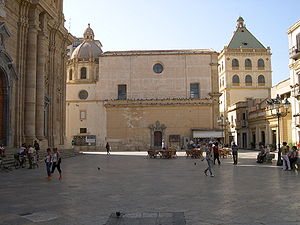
[198, 141, 240, 177]
[280, 142, 299, 171]
[15, 140, 40, 169]
[44, 147, 62, 180]
[14, 141, 62, 179]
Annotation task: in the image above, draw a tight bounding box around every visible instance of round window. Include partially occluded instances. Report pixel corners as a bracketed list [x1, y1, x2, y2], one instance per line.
[153, 63, 163, 74]
[78, 90, 88, 100]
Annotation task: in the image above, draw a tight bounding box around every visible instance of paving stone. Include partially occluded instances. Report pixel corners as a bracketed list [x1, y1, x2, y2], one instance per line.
[0, 151, 299, 225]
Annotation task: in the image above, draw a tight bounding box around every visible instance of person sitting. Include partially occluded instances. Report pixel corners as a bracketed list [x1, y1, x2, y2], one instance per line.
[0, 144, 5, 157]
[288, 146, 299, 170]
[257, 145, 266, 163]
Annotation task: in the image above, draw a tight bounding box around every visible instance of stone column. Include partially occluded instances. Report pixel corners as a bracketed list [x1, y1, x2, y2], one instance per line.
[24, 9, 38, 142]
[35, 15, 48, 140]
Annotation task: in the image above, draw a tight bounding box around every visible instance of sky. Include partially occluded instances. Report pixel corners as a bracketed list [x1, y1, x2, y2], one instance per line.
[63, 0, 300, 86]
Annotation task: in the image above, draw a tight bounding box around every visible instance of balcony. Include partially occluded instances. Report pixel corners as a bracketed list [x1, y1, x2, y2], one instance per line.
[290, 46, 300, 60]
[290, 83, 300, 100]
[235, 119, 248, 129]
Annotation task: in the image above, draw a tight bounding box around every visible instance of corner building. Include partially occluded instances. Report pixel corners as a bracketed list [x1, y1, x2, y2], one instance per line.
[218, 17, 272, 144]
[0, 1, 73, 148]
[66, 25, 221, 150]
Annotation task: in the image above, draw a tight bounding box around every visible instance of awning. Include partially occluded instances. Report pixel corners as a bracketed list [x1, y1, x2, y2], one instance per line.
[192, 131, 223, 138]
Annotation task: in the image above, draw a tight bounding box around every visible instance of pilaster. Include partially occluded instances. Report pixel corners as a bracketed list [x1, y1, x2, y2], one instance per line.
[24, 6, 39, 142]
[36, 13, 49, 140]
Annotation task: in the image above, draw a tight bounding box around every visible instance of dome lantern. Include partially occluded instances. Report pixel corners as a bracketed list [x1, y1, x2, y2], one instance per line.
[70, 24, 103, 59]
[84, 23, 95, 41]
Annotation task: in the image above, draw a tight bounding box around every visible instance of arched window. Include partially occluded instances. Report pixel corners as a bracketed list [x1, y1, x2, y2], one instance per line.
[258, 75, 265, 85]
[80, 67, 87, 79]
[69, 69, 73, 80]
[245, 59, 252, 69]
[232, 75, 240, 85]
[258, 59, 265, 69]
[232, 59, 239, 68]
[245, 75, 252, 85]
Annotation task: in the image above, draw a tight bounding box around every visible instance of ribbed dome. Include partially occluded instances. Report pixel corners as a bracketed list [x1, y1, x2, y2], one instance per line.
[71, 24, 103, 59]
[71, 41, 103, 59]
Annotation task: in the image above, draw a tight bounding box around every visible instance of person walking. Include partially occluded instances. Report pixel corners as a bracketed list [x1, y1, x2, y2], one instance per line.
[231, 142, 239, 165]
[281, 142, 291, 171]
[44, 148, 52, 179]
[213, 142, 221, 165]
[51, 148, 62, 180]
[33, 140, 40, 161]
[106, 142, 110, 155]
[27, 145, 35, 169]
[203, 144, 214, 177]
[289, 146, 299, 170]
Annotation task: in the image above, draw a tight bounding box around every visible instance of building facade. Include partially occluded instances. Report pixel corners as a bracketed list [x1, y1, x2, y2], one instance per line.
[288, 20, 300, 145]
[66, 25, 222, 150]
[227, 78, 292, 150]
[0, 0, 73, 148]
[218, 17, 272, 144]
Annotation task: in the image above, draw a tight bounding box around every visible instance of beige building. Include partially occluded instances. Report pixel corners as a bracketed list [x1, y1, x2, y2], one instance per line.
[66, 25, 222, 150]
[288, 20, 300, 144]
[227, 78, 292, 150]
[218, 17, 272, 144]
[0, 0, 73, 148]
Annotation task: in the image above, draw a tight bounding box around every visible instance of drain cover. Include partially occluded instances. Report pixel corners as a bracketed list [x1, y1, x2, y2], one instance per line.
[105, 212, 185, 225]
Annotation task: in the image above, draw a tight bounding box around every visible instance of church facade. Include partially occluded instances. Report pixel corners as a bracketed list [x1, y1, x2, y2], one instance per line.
[66, 25, 221, 150]
[0, 0, 73, 148]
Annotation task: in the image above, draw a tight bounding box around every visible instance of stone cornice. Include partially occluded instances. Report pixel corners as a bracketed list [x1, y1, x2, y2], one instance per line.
[104, 98, 213, 107]
[287, 20, 300, 34]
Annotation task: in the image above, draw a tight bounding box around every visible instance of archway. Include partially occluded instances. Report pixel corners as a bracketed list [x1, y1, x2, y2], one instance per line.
[0, 68, 7, 145]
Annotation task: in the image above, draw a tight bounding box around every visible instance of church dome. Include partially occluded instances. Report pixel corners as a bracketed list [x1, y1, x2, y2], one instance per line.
[71, 24, 103, 59]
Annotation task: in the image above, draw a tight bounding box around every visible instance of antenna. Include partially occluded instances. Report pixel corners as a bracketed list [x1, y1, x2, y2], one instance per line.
[68, 17, 71, 32]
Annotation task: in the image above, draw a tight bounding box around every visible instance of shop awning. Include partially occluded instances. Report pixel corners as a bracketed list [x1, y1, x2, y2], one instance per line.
[192, 130, 223, 138]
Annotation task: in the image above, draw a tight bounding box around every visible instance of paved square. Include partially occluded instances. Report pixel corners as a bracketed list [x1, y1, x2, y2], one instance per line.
[0, 151, 299, 225]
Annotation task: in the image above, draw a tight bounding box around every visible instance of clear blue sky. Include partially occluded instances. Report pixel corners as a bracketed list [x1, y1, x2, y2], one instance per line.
[63, 0, 300, 85]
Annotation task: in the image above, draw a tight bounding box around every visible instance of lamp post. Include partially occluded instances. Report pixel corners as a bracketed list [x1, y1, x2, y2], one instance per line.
[217, 115, 230, 146]
[266, 95, 291, 166]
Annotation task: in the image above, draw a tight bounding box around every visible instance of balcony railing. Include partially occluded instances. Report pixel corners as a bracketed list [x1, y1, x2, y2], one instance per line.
[290, 46, 300, 60]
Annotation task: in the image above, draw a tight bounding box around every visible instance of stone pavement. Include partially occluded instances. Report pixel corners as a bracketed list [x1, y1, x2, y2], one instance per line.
[0, 150, 299, 225]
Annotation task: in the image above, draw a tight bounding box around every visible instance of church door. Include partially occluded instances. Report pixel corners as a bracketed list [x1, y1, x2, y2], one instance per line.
[154, 131, 162, 148]
[0, 69, 7, 145]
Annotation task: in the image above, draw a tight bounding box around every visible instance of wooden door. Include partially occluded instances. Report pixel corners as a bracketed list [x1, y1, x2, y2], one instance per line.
[154, 131, 162, 148]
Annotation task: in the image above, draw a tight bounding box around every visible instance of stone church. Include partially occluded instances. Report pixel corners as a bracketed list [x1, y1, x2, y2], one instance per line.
[0, 0, 73, 148]
[66, 25, 221, 150]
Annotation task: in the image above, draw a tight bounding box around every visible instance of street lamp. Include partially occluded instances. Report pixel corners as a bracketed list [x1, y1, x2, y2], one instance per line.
[217, 115, 230, 146]
[266, 94, 291, 166]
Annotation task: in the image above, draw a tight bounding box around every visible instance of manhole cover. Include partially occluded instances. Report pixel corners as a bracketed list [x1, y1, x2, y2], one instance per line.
[105, 212, 185, 225]
[21, 211, 59, 222]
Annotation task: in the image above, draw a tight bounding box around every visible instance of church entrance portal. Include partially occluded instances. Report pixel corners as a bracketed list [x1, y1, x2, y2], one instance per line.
[0, 68, 7, 145]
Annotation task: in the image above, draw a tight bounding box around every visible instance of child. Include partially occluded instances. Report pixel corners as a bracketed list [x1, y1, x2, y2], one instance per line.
[45, 148, 52, 179]
[51, 148, 62, 180]
[202, 144, 214, 177]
